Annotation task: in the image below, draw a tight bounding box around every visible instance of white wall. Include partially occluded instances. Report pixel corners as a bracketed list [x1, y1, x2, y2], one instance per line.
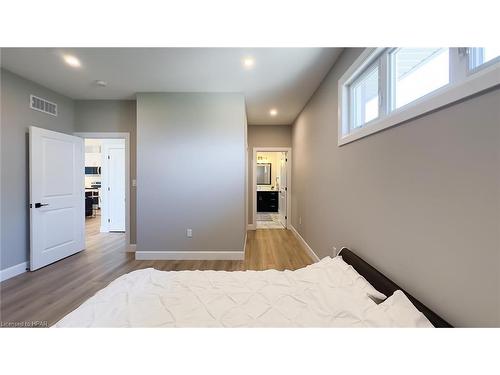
[136, 93, 247, 254]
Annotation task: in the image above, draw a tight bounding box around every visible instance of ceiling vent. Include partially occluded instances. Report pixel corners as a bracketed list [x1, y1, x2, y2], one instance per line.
[30, 95, 58, 116]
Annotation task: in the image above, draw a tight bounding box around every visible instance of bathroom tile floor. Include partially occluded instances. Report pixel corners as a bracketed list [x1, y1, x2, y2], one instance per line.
[256, 213, 285, 229]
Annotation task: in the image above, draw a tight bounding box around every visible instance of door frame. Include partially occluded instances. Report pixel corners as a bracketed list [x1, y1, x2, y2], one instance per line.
[74, 132, 131, 249]
[251, 147, 292, 230]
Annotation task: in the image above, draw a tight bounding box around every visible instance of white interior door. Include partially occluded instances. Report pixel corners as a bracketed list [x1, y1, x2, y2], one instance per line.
[104, 144, 125, 232]
[29, 126, 85, 271]
[278, 152, 287, 228]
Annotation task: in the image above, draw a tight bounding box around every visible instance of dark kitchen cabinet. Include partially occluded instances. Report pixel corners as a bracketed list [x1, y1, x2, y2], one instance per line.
[85, 197, 93, 217]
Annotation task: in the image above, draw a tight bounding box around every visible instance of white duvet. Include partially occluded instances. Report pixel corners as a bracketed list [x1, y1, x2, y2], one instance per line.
[55, 257, 433, 327]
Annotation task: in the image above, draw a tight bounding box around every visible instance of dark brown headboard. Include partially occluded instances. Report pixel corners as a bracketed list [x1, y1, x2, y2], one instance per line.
[338, 248, 452, 328]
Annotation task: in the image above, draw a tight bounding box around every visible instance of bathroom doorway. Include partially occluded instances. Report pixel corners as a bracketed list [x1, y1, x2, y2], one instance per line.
[252, 147, 291, 230]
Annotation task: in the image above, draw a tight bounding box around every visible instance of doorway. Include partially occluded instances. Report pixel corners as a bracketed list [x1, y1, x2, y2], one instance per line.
[76, 132, 131, 250]
[252, 147, 291, 230]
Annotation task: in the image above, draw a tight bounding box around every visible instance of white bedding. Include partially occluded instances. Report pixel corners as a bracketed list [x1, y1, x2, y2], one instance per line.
[55, 257, 433, 327]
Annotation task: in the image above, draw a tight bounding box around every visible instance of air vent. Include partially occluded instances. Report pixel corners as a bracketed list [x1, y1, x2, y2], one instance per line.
[30, 95, 58, 116]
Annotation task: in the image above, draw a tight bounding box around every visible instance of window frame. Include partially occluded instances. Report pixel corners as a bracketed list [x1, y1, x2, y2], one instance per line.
[467, 47, 500, 74]
[338, 47, 500, 146]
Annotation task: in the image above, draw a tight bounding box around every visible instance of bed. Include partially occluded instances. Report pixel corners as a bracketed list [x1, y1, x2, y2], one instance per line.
[55, 248, 451, 328]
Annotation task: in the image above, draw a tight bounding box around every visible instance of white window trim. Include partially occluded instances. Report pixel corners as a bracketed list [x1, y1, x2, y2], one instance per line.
[338, 48, 500, 146]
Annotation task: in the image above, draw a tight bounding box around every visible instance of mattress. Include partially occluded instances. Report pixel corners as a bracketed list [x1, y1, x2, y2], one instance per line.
[55, 257, 433, 327]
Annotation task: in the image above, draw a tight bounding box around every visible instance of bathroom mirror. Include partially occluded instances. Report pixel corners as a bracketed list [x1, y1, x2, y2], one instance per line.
[256, 163, 271, 185]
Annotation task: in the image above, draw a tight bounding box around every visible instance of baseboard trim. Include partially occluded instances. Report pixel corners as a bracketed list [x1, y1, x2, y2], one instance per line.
[0, 261, 29, 282]
[127, 244, 137, 253]
[135, 250, 245, 261]
[289, 225, 320, 262]
[247, 224, 256, 230]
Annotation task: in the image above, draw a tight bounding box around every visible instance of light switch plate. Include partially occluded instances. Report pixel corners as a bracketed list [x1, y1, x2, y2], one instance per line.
[187, 229, 193, 238]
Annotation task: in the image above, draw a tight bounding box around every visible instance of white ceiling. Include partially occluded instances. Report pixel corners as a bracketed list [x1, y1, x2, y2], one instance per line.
[0, 48, 342, 125]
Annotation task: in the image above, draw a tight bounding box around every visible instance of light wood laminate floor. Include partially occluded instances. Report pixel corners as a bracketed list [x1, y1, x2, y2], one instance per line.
[0, 217, 313, 327]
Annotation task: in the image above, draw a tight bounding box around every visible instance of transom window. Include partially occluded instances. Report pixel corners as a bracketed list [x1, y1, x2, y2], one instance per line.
[349, 63, 379, 129]
[390, 48, 449, 109]
[468, 47, 500, 71]
[338, 47, 500, 145]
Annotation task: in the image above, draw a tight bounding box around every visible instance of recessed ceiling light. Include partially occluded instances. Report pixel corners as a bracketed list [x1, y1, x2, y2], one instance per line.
[63, 54, 81, 68]
[242, 57, 255, 69]
[94, 80, 108, 87]
[270, 108, 278, 116]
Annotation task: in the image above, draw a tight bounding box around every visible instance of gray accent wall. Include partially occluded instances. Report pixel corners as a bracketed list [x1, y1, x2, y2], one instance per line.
[74, 100, 137, 244]
[0, 69, 75, 270]
[291, 48, 500, 327]
[247, 125, 292, 225]
[136, 93, 247, 252]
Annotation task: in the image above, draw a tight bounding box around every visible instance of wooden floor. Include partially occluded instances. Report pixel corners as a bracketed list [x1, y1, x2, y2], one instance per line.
[0, 217, 313, 326]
